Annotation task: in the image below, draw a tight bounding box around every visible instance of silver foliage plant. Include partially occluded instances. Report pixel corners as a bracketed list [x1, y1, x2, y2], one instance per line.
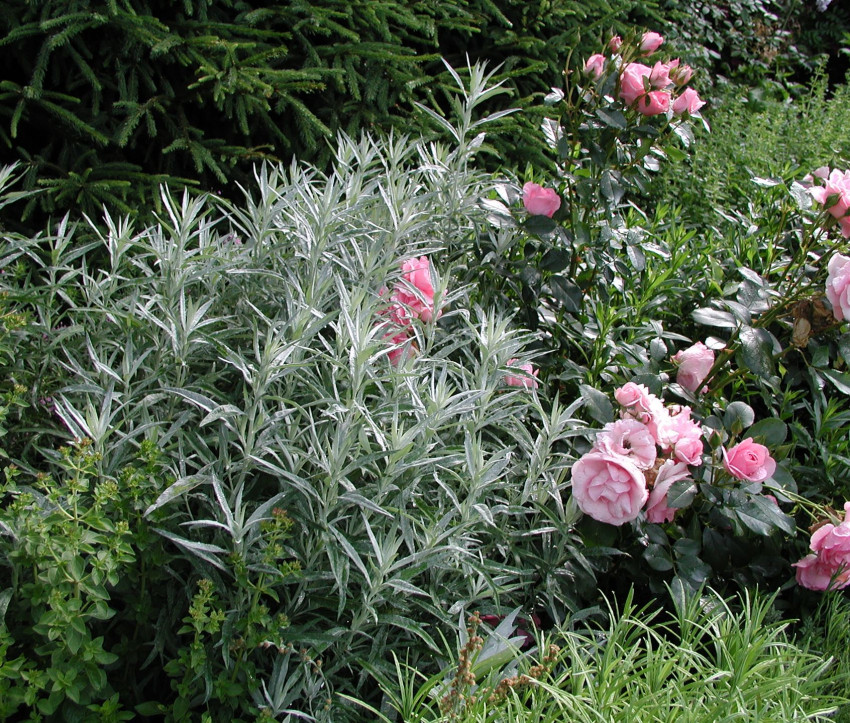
[2, 63, 588, 718]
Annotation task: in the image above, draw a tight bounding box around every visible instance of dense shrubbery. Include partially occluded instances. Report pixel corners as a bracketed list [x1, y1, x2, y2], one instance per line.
[2, 7, 850, 722]
[0, 0, 671, 231]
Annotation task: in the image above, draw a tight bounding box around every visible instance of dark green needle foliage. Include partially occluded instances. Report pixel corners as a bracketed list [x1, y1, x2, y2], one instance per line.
[0, 0, 658, 232]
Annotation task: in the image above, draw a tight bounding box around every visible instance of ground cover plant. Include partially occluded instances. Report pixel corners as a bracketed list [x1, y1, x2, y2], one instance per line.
[1, 13, 850, 723]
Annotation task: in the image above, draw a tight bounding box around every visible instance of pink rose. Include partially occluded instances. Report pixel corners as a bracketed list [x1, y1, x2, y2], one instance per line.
[826, 253, 850, 321]
[637, 90, 670, 116]
[571, 452, 648, 526]
[645, 460, 691, 524]
[808, 168, 850, 233]
[614, 382, 655, 415]
[505, 359, 539, 389]
[672, 87, 705, 116]
[384, 329, 416, 365]
[648, 61, 672, 89]
[594, 419, 657, 470]
[793, 501, 850, 590]
[609, 35, 622, 53]
[640, 31, 664, 55]
[672, 341, 715, 393]
[584, 53, 606, 80]
[722, 438, 776, 482]
[522, 182, 561, 218]
[393, 256, 443, 323]
[619, 63, 651, 106]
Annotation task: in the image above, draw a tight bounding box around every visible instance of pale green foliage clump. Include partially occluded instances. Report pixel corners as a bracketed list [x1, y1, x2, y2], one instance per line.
[369, 588, 844, 722]
[0, 65, 589, 719]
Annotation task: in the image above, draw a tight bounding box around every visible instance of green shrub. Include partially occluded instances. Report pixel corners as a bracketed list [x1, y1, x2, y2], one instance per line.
[0, 0, 664, 232]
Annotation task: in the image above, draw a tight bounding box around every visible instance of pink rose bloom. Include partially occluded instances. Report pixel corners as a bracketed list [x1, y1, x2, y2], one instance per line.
[505, 359, 539, 389]
[637, 90, 670, 116]
[808, 168, 850, 231]
[522, 182, 561, 218]
[672, 87, 705, 116]
[584, 53, 606, 80]
[384, 329, 415, 366]
[619, 63, 651, 106]
[571, 452, 648, 526]
[394, 256, 443, 323]
[672, 341, 715, 393]
[594, 419, 657, 469]
[645, 460, 691, 524]
[794, 501, 850, 590]
[609, 35, 622, 53]
[614, 382, 655, 414]
[648, 61, 672, 89]
[722, 438, 776, 482]
[826, 253, 850, 321]
[640, 31, 664, 55]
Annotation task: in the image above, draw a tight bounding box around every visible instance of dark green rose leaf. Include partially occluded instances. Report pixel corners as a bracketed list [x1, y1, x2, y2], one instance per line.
[667, 479, 697, 509]
[737, 326, 775, 379]
[549, 275, 582, 313]
[644, 543, 674, 571]
[596, 108, 627, 130]
[523, 214, 558, 236]
[692, 307, 737, 328]
[724, 401, 755, 434]
[580, 384, 614, 424]
[540, 248, 571, 273]
[746, 418, 787, 446]
[820, 367, 850, 395]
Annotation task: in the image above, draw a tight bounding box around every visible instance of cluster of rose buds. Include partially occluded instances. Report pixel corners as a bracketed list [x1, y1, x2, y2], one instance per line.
[583, 31, 705, 117]
[377, 256, 444, 364]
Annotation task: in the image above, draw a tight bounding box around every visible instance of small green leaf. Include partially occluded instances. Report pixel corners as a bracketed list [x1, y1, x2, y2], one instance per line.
[523, 215, 557, 236]
[736, 326, 775, 380]
[579, 385, 614, 424]
[596, 108, 627, 129]
[723, 401, 755, 435]
[692, 307, 737, 328]
[644, 544, 674, 571]
[746, 418, 787, 446]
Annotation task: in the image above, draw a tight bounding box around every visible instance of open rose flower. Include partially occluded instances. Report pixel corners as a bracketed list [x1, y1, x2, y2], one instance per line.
[571, 452, 648, 526]
[645, 460, 691, 524]
[594, 419, 657, 469]
[722, 438, 776, 482]
[672, 341, 715, 394]
[505, 359, 539, 389]
[522, 182, 561, 218]
[619, 62, 651, 106]
[826, 253, 850, 321]
[793, 501, 850, 590]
